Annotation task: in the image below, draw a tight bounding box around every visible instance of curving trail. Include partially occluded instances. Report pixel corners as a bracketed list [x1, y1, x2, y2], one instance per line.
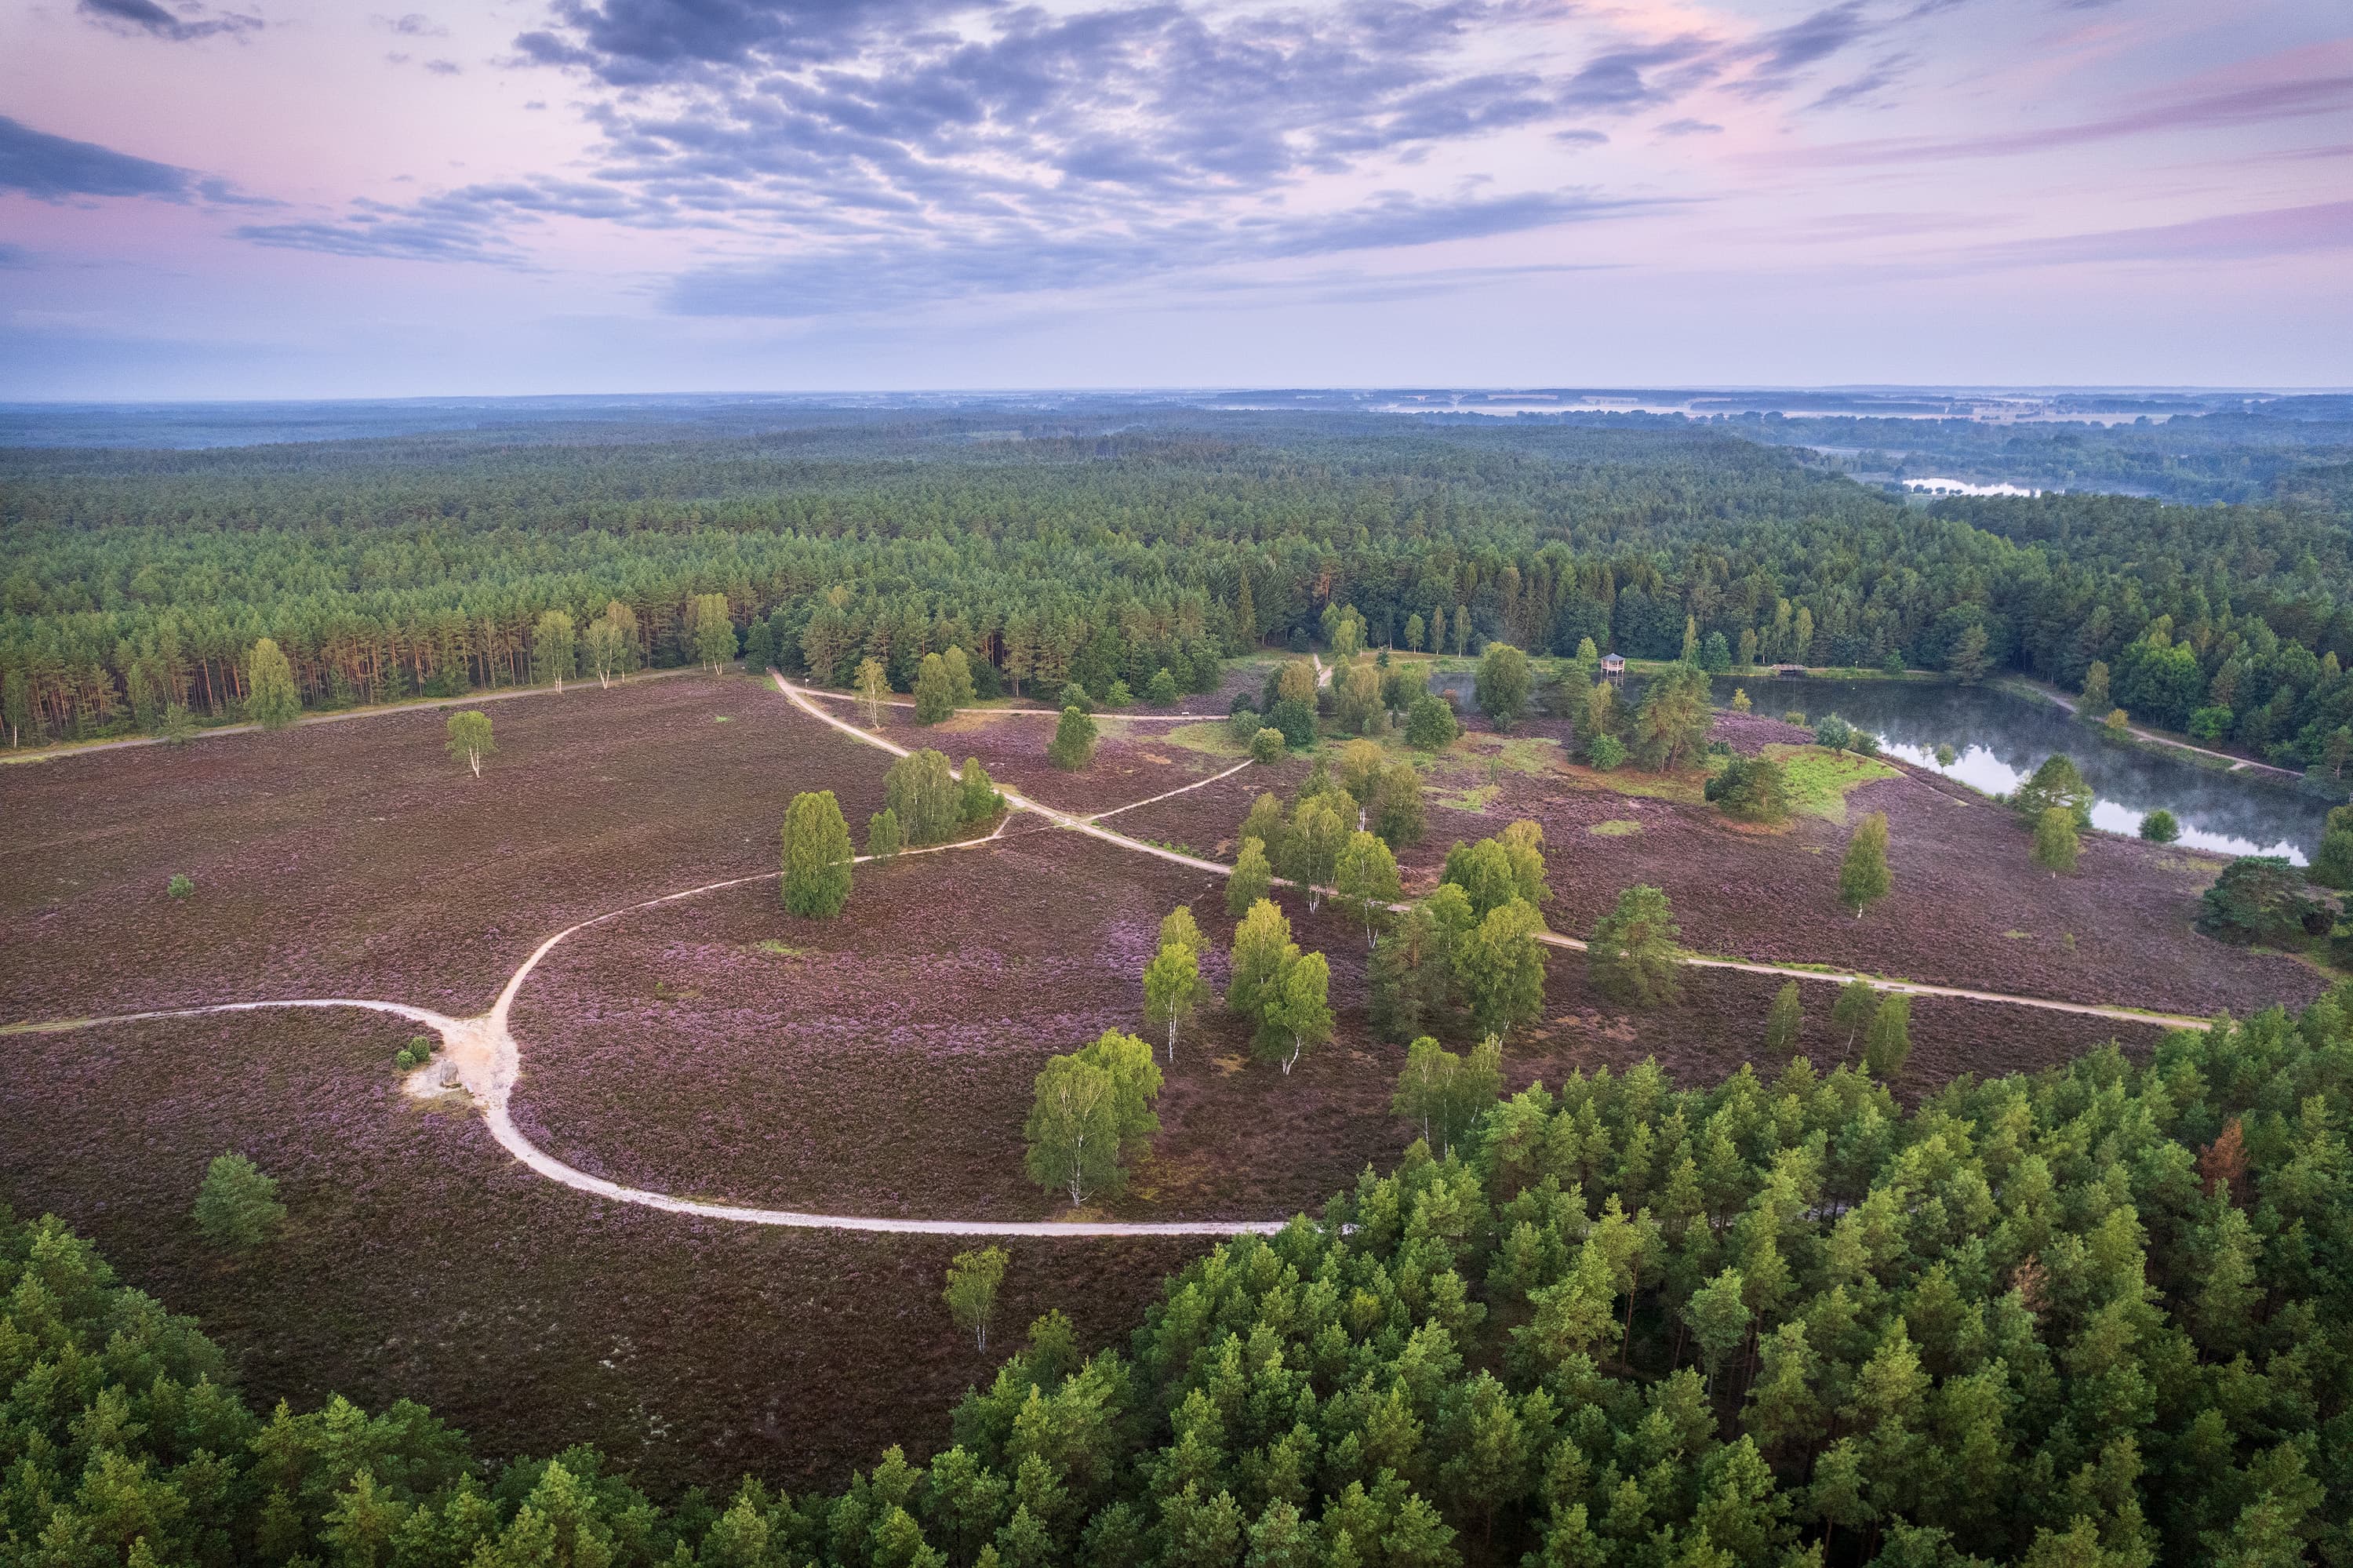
[11, 671, 2215, 1245]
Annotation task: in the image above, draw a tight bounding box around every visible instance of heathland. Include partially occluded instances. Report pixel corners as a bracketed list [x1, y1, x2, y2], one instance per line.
[4, 404, 2351, 1565]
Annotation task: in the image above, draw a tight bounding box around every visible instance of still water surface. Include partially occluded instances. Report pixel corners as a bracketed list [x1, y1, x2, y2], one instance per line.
[1435, 666, 2332, 862]
[1717, 678, 2327, 864]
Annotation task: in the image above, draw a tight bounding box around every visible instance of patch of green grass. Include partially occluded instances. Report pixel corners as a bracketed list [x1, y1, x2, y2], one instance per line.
[1434, 783, 1500, 813]
[2002, 930, 2033, 940]
[1558, 762, 1708, 805]
[1465, 733, 1562, 776]
[751, 940, 808, 959]
[1166, 721, 1249, 759]
[1588, 819, 1642, 838]
[1763, 743, 1901, 823]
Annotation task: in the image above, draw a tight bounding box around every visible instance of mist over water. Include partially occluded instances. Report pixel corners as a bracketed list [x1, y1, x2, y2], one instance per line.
[1720, 677, 2328, 864]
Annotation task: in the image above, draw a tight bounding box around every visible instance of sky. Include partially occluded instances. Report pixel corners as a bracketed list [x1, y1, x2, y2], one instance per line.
[0, 0, 2348, 398]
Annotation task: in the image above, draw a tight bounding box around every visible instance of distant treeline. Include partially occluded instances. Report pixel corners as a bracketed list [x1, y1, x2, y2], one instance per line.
[5, 413, 2353, 765]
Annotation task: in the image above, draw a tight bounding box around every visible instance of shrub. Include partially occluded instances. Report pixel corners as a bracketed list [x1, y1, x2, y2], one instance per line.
[193, 1153, 285, 1249]
[2310, 824, 2353, 888]
[2198, 856, 2336, 947]
[166, 872, 195, 900]
[2188, 705, 2235, 742]
[1781, 709, 1807, 726]
[867, 807, 902, 858]
[1058, 682, 1093, 713]
[2139, 809, 2181, 845]
[1104, 679, 1134, 708]
[1049, 705, 1099, 769]
[1813, 714, 1855, 753]
[1265, 696, 1318, 750]
[1249, 727, 1285, 764]
[1729, 687, 1751, 712]
[1704, 755, 1790, 823]
[1147, 668, 1178, 705]
[1403, 693, 1457, 750]
[1586, 733, 1627, 771]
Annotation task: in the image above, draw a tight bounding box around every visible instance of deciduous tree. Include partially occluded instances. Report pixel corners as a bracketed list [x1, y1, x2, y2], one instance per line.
[867, 807, 902, 858]
[1863, 994, 1912, 1080]
[1144, 936, 1209, 1061]
[444, 710, 494, 777]
[2031, 805, 2079, 875]
[780, 789, 854, 918]
[585, 601, 638, 687]
[1024, 1056, 1120, 1207]
[944, 1246, 1009, 1351]
[1764, 982, 1803, 1056]
[1475, 642, 1532, 731]
[1334, 830, 1402, 944]
[886, 748, 962, 845]
[1406, 693, 1458, 750]
[1262, 951, 1332, 1074]
[1838, 812, 1893, 916]
[959, 757, 1003, 824]
[532, 609, 576, 691]
[1227, 836, 1273, 917]
[245, 638, 300, 730]
[691, 592, 737, 673]
[915, 653, 956, 723]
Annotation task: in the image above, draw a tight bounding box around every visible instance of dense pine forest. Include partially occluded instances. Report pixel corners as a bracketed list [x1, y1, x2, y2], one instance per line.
[5, 410, 2353, 764]
[9, 994, 2349, 1566]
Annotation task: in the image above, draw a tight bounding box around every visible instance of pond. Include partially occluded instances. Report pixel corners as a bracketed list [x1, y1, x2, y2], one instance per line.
[1714, 677, 2329, 864]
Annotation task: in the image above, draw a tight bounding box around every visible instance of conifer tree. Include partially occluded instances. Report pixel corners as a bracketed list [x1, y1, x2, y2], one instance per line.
[1048, 705, 1097, 769]
[193, 1152, 285, 1248]
[1587, 884, 1681, 1006]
